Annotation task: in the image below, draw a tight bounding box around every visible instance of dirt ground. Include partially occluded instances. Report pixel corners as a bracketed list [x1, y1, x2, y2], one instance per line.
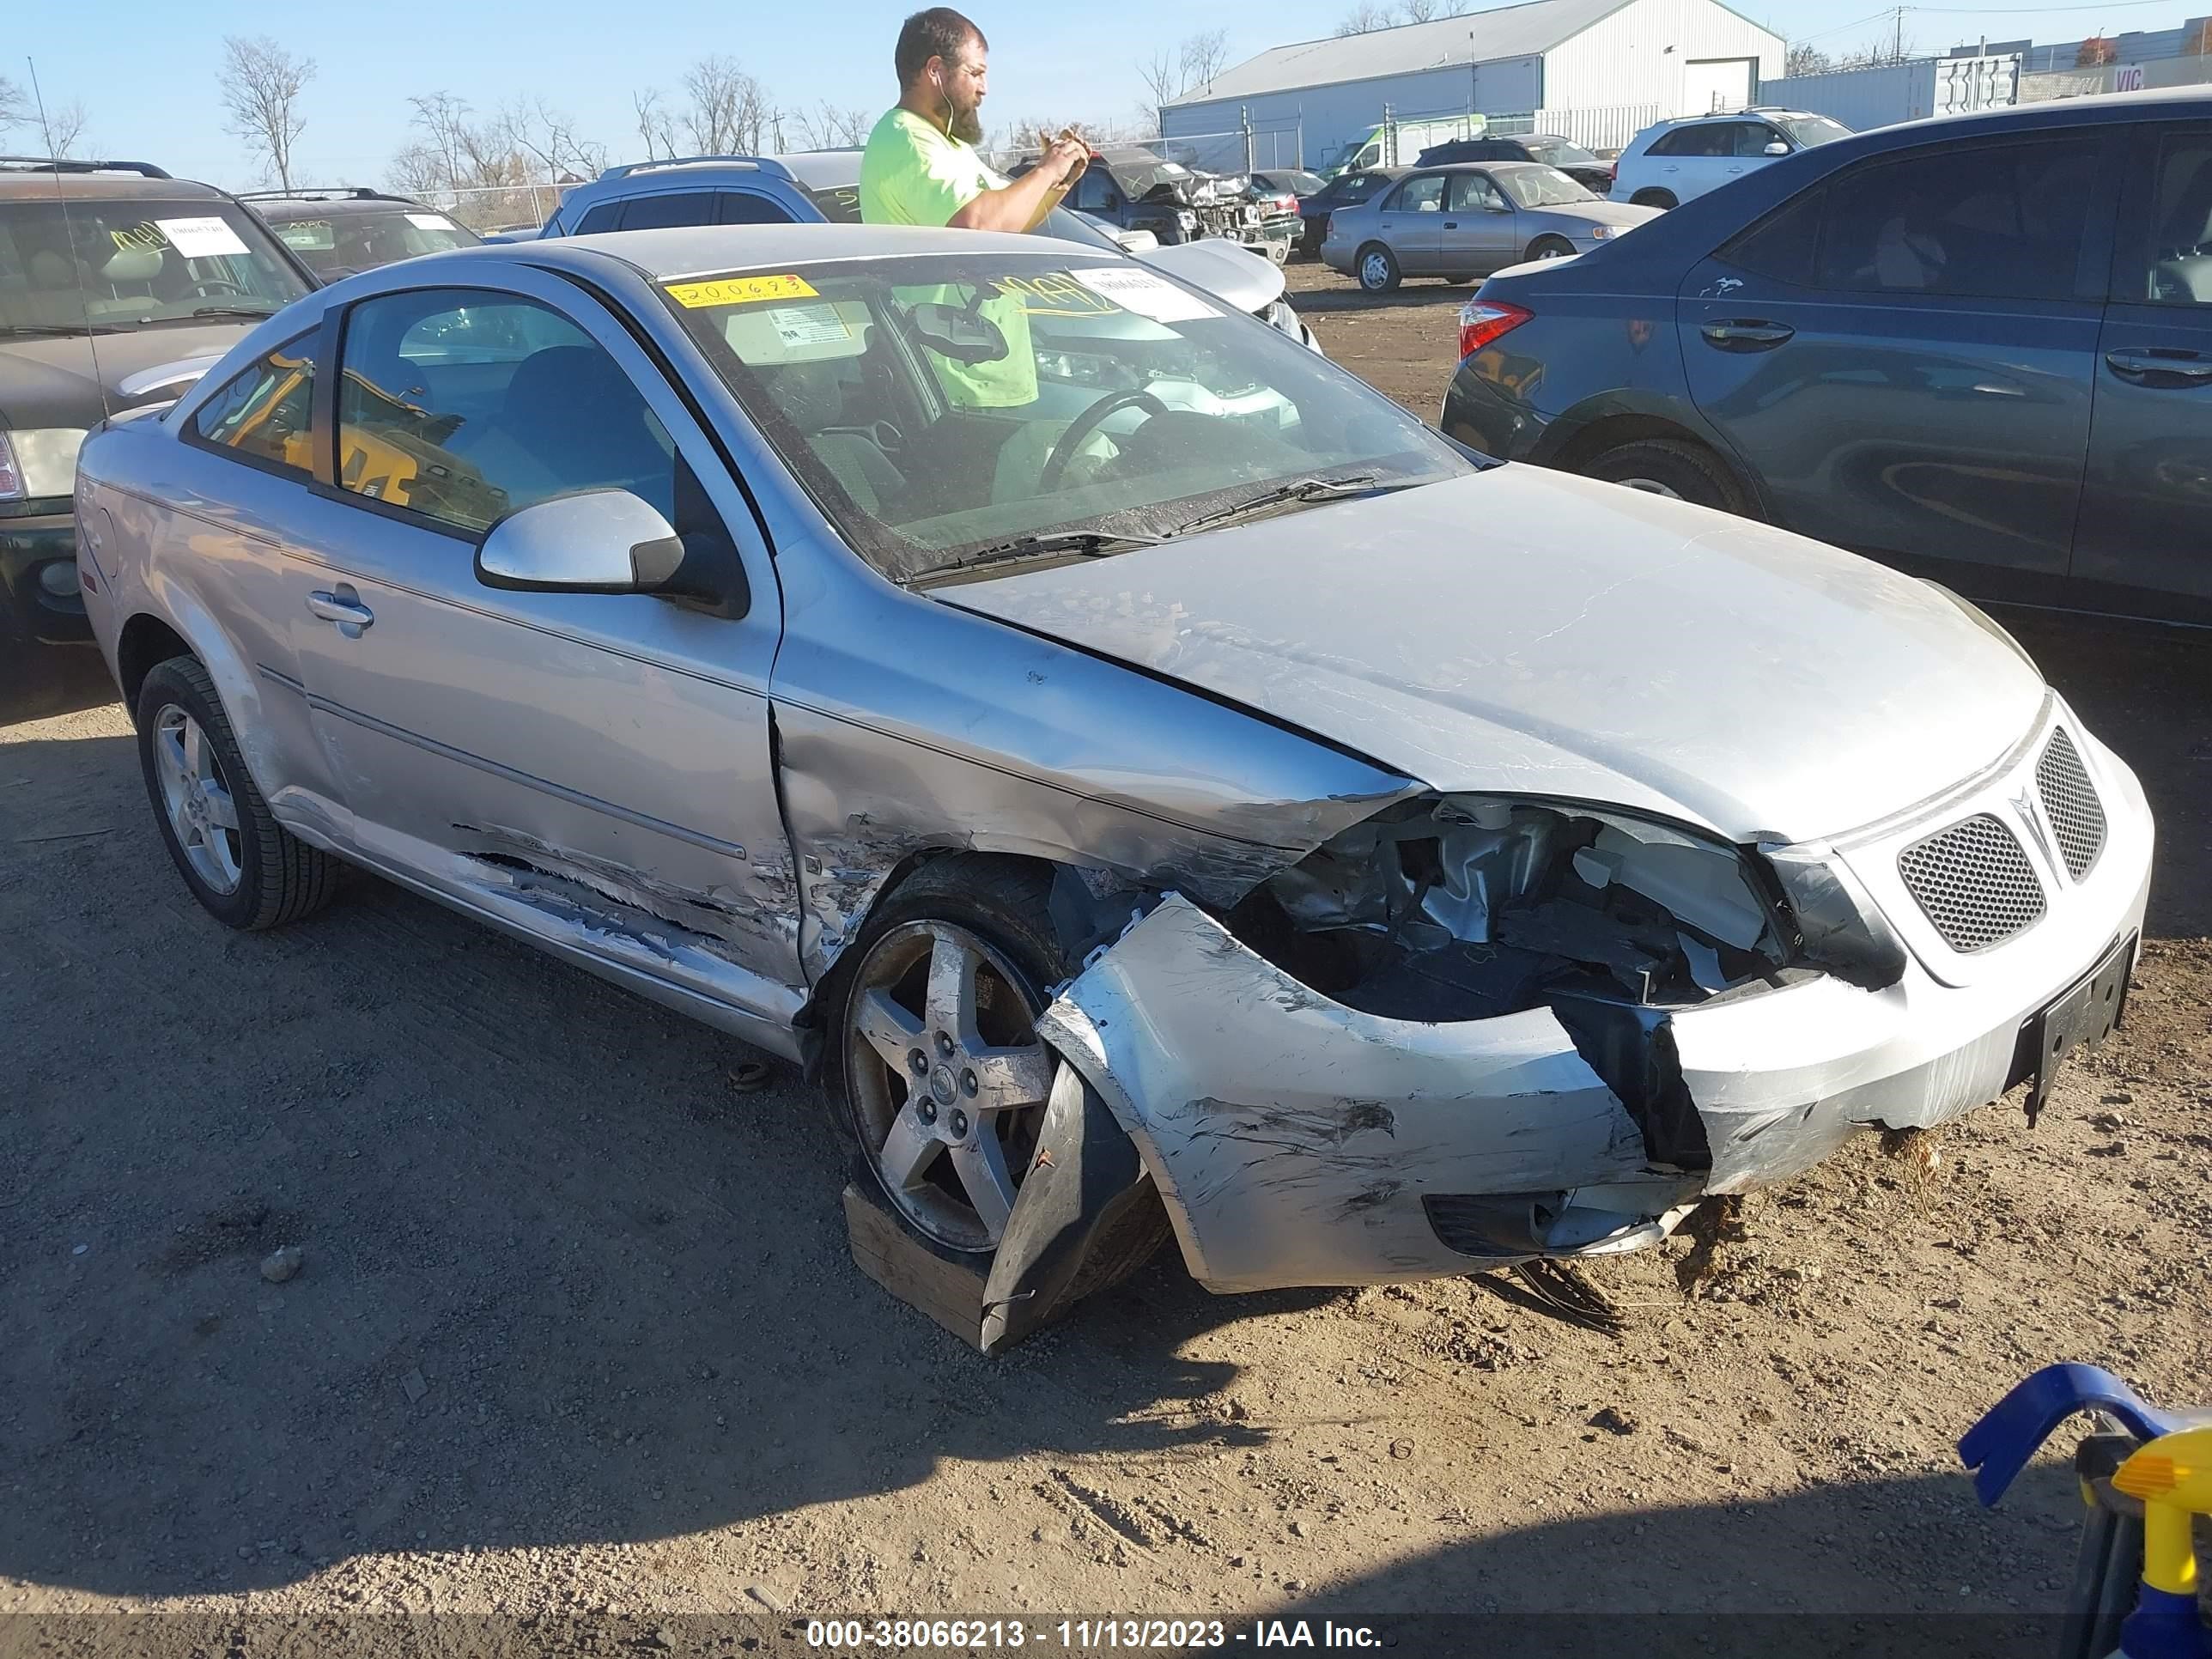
[3, 271, 2209, 1656]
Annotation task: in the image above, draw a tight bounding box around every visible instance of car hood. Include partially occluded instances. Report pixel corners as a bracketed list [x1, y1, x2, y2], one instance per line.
[1139, 238, 1285, 314]
[1532, 199, 1656, 230]
[1, 321, 252, 429]
[935, 468, 2048, 845]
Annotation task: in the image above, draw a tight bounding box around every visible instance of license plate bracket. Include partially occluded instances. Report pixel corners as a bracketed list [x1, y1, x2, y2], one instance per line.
[2024, 931, 2136, 1122]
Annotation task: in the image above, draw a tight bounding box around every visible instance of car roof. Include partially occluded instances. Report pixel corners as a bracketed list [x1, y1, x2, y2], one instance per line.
[774, 149, 863, 191]
[0, 162, 227, 204]
[529, 221, 1103, 279]
[238, 188, 440, 219]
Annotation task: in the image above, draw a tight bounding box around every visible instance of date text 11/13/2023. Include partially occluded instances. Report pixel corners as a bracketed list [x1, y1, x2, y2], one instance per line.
[803, 1619, 1386, 1649]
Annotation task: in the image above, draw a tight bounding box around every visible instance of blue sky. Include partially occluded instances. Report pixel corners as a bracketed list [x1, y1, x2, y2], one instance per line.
[12, 0, 2196, 190]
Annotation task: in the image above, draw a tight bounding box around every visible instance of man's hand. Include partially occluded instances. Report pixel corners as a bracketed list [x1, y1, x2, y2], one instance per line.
[1042, 132, 1090, 190]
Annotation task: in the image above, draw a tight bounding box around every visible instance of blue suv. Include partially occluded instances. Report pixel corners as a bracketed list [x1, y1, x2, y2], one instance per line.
[1442, 88, 2212, 627]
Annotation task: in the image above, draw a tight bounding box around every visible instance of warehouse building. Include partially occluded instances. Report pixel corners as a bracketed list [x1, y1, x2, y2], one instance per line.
[1158, 0, 1785, 172]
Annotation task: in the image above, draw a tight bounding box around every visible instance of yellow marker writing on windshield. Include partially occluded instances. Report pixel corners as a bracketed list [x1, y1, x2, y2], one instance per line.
[665, 275, 818, 309]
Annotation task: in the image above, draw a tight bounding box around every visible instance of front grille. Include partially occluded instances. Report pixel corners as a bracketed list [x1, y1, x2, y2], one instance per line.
[1897, 814, 2046, 952]
[2035, 727, 2106, 881]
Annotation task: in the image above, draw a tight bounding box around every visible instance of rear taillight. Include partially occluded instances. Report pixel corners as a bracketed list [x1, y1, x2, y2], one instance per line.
[1458, 299, 1533, 359]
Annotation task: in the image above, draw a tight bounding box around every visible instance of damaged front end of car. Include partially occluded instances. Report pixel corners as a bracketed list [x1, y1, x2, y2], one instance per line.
[1026, 793, 1913, 1294]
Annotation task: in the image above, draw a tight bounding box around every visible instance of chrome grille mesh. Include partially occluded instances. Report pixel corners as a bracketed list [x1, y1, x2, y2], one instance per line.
[2035, 727, 2106, 881]
[1897, 814, 2046, 952]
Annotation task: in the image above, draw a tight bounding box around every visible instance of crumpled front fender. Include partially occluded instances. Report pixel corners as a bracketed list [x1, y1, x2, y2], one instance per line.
[1036, 895, 1659, 1293]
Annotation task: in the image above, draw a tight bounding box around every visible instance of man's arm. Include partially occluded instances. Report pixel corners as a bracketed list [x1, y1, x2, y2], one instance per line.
[946, 167, 1064, 231]
[947, 137, 1087, 231]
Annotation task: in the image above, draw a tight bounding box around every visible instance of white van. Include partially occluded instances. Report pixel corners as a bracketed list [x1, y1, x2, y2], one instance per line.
[1321, 114, 1487, 177]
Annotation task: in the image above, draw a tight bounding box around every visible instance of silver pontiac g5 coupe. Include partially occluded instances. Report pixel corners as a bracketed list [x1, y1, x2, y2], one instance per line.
[76, 224, 2152, 1350]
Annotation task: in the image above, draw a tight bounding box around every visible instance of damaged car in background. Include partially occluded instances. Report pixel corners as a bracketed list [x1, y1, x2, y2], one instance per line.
[76, 225, 2152, 1352]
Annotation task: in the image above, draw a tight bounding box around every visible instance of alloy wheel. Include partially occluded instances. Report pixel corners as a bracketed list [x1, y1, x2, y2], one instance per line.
[844, 921, 1058, 1252]
[152, 703, 243, 895]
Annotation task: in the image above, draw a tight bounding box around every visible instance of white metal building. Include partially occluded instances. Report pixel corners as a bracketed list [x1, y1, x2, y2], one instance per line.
[1158, 0, 1784, 171]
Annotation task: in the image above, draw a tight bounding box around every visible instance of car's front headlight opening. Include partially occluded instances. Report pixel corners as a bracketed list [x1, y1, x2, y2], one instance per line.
[1227, 794, 1792, 1023]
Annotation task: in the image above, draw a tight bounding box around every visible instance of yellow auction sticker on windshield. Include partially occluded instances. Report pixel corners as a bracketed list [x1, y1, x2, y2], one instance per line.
[665, 274, 818, 308]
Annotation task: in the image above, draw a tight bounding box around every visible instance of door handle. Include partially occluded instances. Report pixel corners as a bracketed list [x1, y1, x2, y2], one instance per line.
[2105, 349, 2212, 385]
[1700, 319, 1796, 351]
[307, 586, 374, 639]
[1443, 220, 1459, 228]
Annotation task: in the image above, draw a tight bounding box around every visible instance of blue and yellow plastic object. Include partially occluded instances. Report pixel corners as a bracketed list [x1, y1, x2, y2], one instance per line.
[1960, 1364, 2209, 1659]
[2112, 1426, 2212, 1659]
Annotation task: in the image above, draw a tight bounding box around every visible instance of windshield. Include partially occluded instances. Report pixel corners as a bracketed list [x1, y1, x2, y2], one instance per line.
[269, 206, 478, 277]
[664, 253, 1473, 584]
[1773, 113, 1850, 148]
[0, 197, 310, 336]
[1496, 165, 1596, 207]
[1526, 138, 1601, 170]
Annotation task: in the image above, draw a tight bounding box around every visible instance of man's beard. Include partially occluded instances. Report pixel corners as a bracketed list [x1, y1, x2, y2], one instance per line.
[947, 99, 984, 145]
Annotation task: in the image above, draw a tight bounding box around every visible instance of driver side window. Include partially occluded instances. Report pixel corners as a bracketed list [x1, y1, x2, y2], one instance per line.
[1447, 173, 1504, 213]
[336, 288, 677, 536]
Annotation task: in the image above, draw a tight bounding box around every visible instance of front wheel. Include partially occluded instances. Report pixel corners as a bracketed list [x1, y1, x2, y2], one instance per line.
[1526, 235, 1576, 262]
[1583, 437, 1751, 515]
[1356, 242, 1401, 293]
[833, 860, 1070, 1255]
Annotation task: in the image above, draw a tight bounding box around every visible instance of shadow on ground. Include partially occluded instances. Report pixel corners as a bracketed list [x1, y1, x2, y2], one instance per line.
[1261, 1462, 2092, 1656]
[0, 642, 116, 725]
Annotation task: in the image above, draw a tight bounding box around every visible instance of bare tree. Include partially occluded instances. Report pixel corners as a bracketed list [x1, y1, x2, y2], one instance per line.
[680, 56, 771, 155]
[787, 100, 874, 150]
[1397, 0, 1474, 21]
[1784, 42, 1834, 77]
[220, 36, 315, 191]
[501, 99, 606, 182]
[633, 88, 680, 160]
[40, 100, 92, 158]
[1139, 29, 1231, 108]
[1335, 3, 1395, 37]
[0, 75, 27, 134]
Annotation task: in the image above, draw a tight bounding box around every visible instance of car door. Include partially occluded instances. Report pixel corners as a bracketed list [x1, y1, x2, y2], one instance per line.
[2073, 120, 2212, 619]
[1441, 171, 1519, 276]
[1641, 124, 1726, 201]
[1712, 120, 1787, 196]
[1376, 173, 1446, 273]
[283, 267, 801, 1012]
[1679, 131, 2118, 599]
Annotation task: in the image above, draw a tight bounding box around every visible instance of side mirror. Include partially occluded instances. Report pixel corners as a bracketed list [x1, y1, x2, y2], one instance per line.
[1763, 141, 1790, 156]
[1103, 191, 1121, 210]
[1484, 199, 1512, 214]
[476, 489, 745, 617]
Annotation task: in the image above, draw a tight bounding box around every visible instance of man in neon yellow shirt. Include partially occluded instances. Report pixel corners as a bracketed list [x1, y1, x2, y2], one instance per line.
[860, 8, 1090, 407]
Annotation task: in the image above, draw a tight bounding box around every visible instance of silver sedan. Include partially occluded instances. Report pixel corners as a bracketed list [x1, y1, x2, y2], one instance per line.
[1323, 161, 1660, 292]
[79, 224, 2150, 1352]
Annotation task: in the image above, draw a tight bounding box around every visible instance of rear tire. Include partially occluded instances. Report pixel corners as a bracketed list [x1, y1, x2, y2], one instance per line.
[135, 655, 342, 931]
[1355, 243, 1401, 293]
[1630, 188, 1677, 210]
[1583, 437, 1751, 516]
